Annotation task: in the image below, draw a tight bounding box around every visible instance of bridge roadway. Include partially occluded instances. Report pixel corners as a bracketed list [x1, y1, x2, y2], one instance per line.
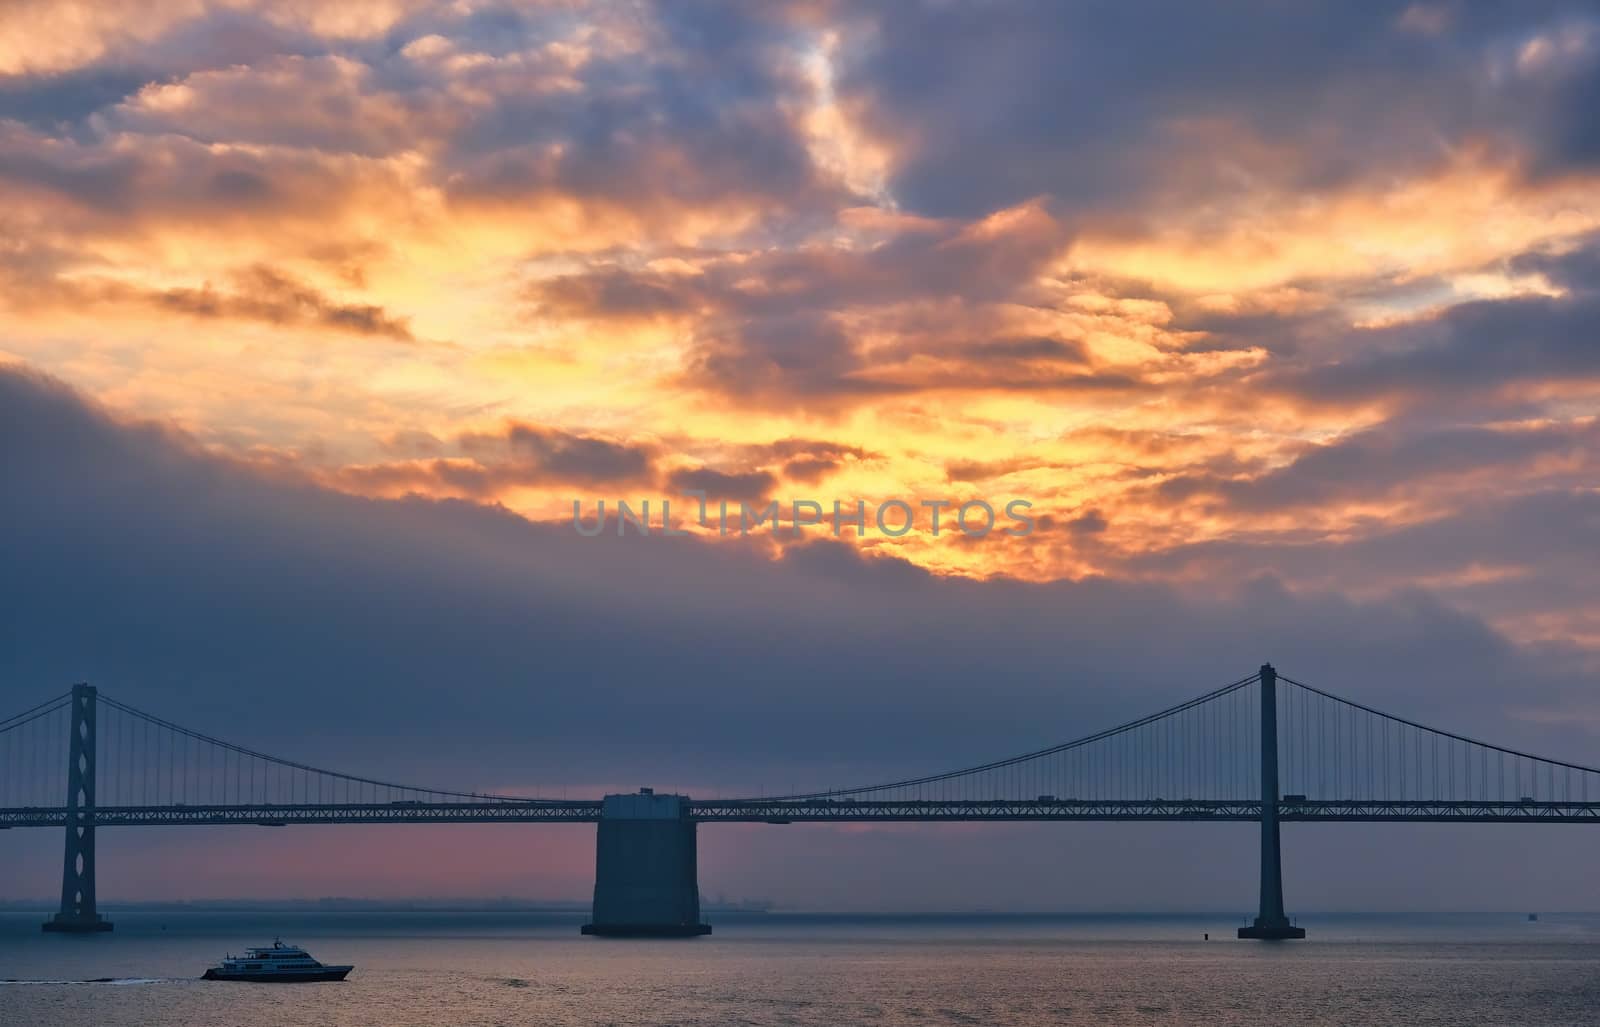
[7, 797, 1600, 828]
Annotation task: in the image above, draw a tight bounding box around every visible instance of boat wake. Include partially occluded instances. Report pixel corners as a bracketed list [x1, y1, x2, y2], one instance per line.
[1, 977, 170, 986]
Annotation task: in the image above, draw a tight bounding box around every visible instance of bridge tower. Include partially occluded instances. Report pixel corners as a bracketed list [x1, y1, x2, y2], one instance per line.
[582, 790, 711, 937]
[42, 683, 113, 933]
[1239, 664, 1304, 940]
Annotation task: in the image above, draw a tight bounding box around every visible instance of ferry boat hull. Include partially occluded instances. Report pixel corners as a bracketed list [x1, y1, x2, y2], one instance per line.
[202, 965, 352, 983]
[202, 939, 353, 982]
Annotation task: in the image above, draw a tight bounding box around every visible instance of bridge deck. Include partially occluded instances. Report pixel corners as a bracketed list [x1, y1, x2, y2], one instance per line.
[5, 799, 1600, 828]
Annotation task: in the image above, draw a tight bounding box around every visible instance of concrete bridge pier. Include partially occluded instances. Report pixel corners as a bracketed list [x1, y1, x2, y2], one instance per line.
[582, 790, 711, 937]
[1239, 664, 1304, 940]
[43, 684, 112, 933]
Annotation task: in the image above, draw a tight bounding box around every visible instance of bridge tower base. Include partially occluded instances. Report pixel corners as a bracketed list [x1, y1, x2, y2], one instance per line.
[43, 684, 113, 934]
[1238, 664, 1303, 941]
[582, 791, 710, 937]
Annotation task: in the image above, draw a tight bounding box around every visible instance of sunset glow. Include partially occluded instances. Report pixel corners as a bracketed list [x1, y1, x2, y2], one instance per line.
[1, 4, 1595, 654]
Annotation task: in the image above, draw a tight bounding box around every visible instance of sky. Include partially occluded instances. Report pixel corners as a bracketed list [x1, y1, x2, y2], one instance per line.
[3, 0, 1600, 911]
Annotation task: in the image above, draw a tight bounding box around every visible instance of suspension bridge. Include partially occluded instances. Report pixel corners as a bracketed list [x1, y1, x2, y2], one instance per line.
[5, 666, 1600, 938]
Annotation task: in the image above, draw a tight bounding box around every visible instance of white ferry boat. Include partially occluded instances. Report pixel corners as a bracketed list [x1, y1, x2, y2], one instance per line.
[201, 939, 353, 982]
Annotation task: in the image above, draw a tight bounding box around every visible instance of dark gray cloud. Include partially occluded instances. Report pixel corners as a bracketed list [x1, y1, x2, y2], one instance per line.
[755, 438, 874, 463]
[340, 427, 875, 500]
[335, 457, 502, 497]
[0, 6, 326, 128]
[6, 0, 1597, 251]
[155, 265, 415, 340]
[528, 268, 697, 321]
[1157, 421, 1600, 514]
[0, 67, 153, 128]
[499, 423, 655, 484]
[2, 363, 1594, 784]
[974, 337, 1090, 364]
[0, 2, 328, 131]
[524, 210, 1063, 325]
[663, 466, 776, 504]
[1068, 509, 1109, 535]
[0, 261, 415, 341]
[526, 211, 1099, 402]
[1271, 291, 1600, 408]
[0, 3, 842, 247]
[344, 421, 662, 494]
[780, 456, 837, 484]
[835, 1, 1600, 219]
[1511, 230, 1600, 291]
[0, 128, 139, 210]
[726, 437, 873, 486]
[945, 457, 1042, 483]
[0, 119, 382, 228]
[421, 1, 847, 225]
[1123, 487, 1600, 654]
[691, 310, 882, 401]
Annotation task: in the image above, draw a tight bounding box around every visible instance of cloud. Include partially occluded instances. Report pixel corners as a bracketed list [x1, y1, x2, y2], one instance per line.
[0, 1, 847, 276]
[780, 456, 837, 484]
[326, 425, 878, 507]
[0, 1, 422, 77]
[0, 0, 1597, 708]
[1270, 291, 1600, 410]
[714, 437, 873, 487]
[495, 423, 656, 484]
[945, 458, 1042, 483]
[528, 268, 698, 322]
[0, 65, 153, 128]
[835, 2, 1600, 220]
[407, 1, 853, 236]
[9, 364, 1600, 907]
[336, 421, 661, 498]
[1156, 421, 1600, 514]
[108, 54, 452, 158]
[524, 201, 1140, 404]
[1511, 229, 1600, 291]
[663, 466, 776, 505]
[5, 264, 417, 341]
[1067, 509, 1109, 535]
[4, 362, 1596, 778]
[0, 118, 418, 235]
